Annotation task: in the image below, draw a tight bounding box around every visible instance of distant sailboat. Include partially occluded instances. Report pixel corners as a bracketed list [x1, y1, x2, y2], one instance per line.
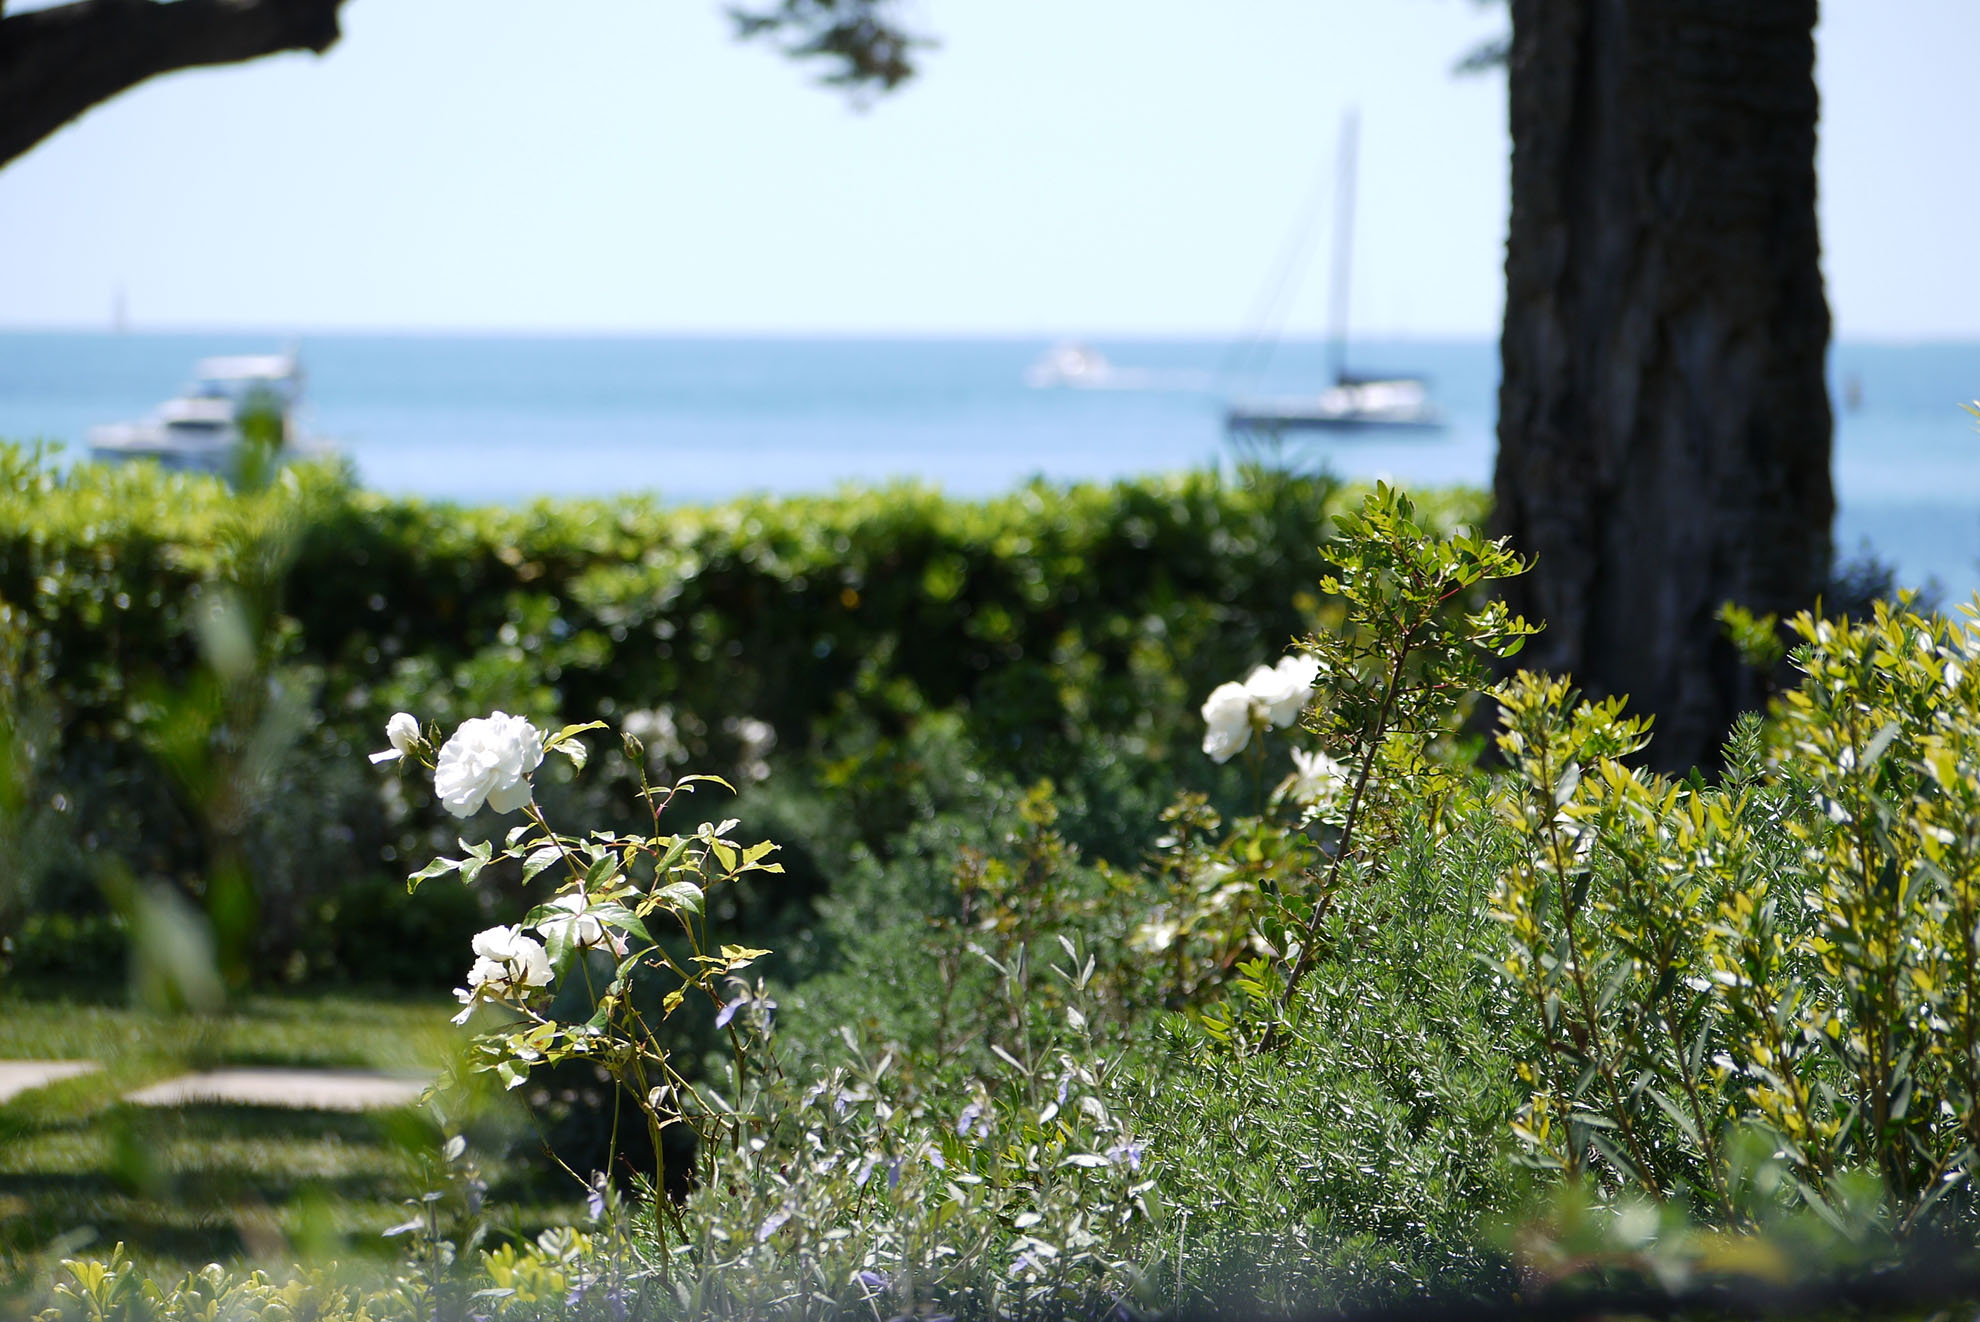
[1225, 111, 1443, 435]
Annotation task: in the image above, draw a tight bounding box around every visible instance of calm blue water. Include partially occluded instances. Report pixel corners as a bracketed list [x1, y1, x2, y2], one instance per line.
[0, 331, 1975, 599]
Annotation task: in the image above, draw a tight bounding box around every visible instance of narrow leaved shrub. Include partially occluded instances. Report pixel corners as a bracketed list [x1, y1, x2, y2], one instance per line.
[1495, 596, 1980, 1233]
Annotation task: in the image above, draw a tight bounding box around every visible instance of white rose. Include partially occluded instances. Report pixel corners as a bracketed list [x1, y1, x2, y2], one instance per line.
[434, 711, 545, 817]
[1287, 746, 1347, 808]
[1245, 653, 1320, 729]
[452, 924, 552, 1022]
[1200, 681, 1255, 763]
[368, 711, 424, 764]
[473, 923, 553, 983]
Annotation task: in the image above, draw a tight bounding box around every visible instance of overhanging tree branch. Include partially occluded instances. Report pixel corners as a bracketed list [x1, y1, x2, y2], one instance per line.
[0, 0, 347, 169]
[729, 0, 926, 94]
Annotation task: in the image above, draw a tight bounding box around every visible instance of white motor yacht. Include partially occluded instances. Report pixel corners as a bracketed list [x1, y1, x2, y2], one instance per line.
[90, 352, 334, 475]
[1025, 342, 1119, 389]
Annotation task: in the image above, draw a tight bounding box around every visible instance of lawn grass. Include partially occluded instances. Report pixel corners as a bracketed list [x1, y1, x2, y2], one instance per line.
[0, 991, 582, 1282]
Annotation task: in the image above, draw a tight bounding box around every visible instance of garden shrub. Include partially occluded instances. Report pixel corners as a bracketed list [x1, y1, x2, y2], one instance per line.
[1495, 595, 1980, 1234]
[0, 446, 1486, 985]
[25, 470, 1980, 1319]
[357, 487, 1537, 1318]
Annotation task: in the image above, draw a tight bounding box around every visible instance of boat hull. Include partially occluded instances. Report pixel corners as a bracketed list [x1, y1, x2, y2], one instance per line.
[1224, 406, 1444, 434]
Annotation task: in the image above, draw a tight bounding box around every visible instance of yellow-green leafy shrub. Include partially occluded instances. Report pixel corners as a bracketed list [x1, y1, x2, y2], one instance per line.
[1495, 597, 1980, 1232]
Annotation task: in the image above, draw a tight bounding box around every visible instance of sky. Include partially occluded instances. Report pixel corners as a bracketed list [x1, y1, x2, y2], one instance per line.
[0, 0, 1975, 339]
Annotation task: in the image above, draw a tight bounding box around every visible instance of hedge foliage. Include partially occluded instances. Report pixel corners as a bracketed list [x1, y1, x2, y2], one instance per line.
[0, 445, 1482, 983]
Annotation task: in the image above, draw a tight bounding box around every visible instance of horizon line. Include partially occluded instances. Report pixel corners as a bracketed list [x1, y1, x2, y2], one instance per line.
[1, 324, 1974, 347]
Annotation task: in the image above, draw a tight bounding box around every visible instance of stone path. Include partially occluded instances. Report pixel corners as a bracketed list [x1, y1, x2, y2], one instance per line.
[0, 1059, 427, 1112]
[124, 1068, 427, 1111]
[0, 1060, 99, 1103]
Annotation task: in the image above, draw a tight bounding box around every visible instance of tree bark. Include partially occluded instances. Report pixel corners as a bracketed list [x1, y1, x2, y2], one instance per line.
[0, 0, 346, 169]
[1493, 0, 1833, 774]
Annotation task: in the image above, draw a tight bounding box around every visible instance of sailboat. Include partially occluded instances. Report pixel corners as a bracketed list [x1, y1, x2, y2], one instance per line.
[1224, 112, 1444, 435]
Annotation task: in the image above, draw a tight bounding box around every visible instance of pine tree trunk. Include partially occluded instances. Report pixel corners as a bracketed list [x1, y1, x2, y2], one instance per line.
[1492, 0, 1832, 773]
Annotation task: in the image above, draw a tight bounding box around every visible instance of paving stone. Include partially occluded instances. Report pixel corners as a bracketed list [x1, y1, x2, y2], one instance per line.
[0, 1060, 100, 1103]
[125, 1068, 426, 1112]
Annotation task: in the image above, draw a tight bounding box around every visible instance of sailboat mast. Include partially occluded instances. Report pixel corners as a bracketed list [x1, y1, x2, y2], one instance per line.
[1327, 109, 1359, 386]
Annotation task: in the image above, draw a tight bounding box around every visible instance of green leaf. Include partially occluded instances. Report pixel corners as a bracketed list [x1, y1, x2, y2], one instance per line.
[1861, 719, 1902, 770]
[719, 943, 770, 970]
[656, 881, 704, 916]
[1645, 1086, 1701, 1145]
[407, 857, 461, 892]
[595, 903, 654, 945]
[1553, 761, 1581, 807]
[548, 720, 607, 749]
[654, 835, 692, 874]
[521, 845, 564, 882]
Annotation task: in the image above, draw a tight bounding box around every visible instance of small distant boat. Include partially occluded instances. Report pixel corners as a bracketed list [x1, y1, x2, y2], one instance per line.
[1025, 342, 1212, 393]
[1026, 342, 1120, 389]
[1225, 111, 1445, 436]
[1227, 373, 1441, 432]
[89, 352, 335, 475]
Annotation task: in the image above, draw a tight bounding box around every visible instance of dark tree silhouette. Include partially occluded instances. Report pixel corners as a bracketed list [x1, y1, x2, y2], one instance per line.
[0, 0, 921, 170]
[0, 0, 345, 169]
[1491, 0, 1832, 773]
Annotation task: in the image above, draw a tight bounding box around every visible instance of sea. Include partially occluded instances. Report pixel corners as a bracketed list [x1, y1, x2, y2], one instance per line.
[1, 331, 1976, 601]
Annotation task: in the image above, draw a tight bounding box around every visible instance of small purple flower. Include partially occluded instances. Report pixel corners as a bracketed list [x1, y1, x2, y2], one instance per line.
[715, 999, 740, 1029]
[855, 1269, 891, 1294]
[1106, 1138, 1145, 1172]
[854, 1153, 879, 1187]
[957, 1100, 988, 1137]
[886, 1157, 903, 1191]
[758, 1207, 792, 1242]
[586, 1170, 609, 1220]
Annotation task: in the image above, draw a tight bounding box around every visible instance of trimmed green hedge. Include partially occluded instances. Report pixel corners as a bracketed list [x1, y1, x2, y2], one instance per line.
[0, 447, 1482, 983]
